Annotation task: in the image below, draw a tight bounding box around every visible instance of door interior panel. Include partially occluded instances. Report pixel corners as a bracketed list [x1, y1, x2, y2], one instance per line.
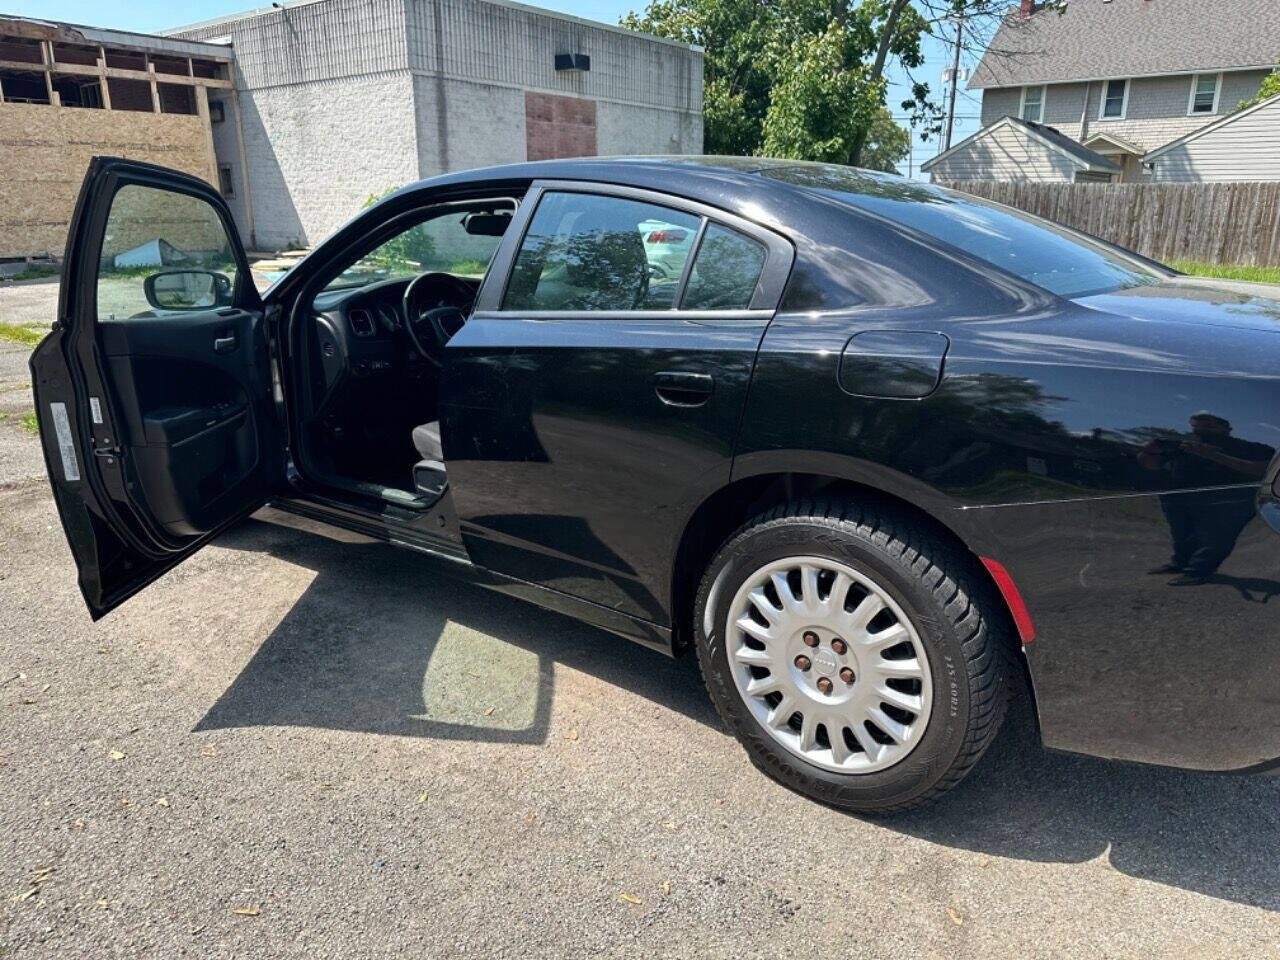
[98, 310, 271, 537]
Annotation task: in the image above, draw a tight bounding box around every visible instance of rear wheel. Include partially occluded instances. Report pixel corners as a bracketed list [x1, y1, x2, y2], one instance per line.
[694, 500, 1011, 812]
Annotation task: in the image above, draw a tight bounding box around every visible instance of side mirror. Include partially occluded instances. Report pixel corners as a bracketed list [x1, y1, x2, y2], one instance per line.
[143, 270, 233, 310]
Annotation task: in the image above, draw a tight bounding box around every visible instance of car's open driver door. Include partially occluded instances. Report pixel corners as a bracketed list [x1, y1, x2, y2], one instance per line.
[31, 157, 280, 619]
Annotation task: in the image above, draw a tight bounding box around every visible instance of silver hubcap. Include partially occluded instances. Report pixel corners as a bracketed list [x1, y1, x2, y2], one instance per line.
[726, 556, 933, 774]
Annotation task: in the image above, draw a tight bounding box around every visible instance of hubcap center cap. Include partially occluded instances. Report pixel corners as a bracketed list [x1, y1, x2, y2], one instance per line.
[810, 648, 838, 675]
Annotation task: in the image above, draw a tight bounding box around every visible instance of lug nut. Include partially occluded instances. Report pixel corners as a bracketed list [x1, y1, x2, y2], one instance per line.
[802, 631, 819, 647]
[794, 655, 811, 671]
[839, 667, 855, 684]
[816, 676, 834, 695]
[831, 638, 848, 655]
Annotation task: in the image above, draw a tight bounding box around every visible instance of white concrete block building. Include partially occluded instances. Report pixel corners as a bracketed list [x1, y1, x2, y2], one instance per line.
[169, 0, 704, 250]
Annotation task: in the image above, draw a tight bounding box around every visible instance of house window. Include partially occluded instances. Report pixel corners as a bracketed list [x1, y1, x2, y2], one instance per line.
[1020, 85, 1045, 123]
[1099, 78, 1128, 119]
[1188, 73, 1220, 114]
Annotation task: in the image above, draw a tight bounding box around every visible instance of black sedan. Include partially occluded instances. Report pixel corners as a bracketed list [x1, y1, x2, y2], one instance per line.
[32, 155, 1280, 812]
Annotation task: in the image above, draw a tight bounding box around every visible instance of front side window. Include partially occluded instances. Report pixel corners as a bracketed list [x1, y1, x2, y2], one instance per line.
[1100, 78, 1128, 119]
[1020, 85, 1045, 123]
[1189, 73, 1220, 114]
[322, 203, 512, 292]
[682, 225, 766, 310]
[504, 192, 699, 311]
[96, 184, 239, 320]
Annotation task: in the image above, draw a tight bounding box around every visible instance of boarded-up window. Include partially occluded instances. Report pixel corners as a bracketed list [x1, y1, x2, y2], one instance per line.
[525, 92, 597, 161]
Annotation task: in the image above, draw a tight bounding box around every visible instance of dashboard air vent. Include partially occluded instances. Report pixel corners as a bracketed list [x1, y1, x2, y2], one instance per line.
[349, 309, 375, 337]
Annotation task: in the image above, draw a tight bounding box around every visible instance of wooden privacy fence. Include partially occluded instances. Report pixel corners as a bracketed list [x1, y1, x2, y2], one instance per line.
[936, 181, 1280, 268]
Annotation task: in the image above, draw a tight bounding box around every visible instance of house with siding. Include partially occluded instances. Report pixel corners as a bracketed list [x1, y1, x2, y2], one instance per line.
[1143, 92, 1280, 181]
[922, 0, 1280, 183]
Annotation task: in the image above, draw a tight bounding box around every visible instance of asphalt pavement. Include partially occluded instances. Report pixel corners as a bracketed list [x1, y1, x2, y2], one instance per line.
[2, 279, 1278, 959]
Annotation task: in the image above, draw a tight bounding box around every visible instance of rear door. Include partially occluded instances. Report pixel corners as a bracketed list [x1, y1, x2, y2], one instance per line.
[31, 157, 278, 618]
[440, 181, 793, 626]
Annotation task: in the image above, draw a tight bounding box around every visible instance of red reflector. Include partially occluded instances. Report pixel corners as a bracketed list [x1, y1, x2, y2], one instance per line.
[979, 556, 1035, 645]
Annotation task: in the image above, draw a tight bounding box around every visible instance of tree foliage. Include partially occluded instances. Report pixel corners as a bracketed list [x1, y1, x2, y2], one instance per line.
[860, 107, 913, 172]
[1237, 67, 1280, 112]
[622, 0, 1055, 168]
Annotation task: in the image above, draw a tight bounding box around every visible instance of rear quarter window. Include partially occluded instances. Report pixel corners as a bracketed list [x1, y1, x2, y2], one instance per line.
[682, 224, 766, 310]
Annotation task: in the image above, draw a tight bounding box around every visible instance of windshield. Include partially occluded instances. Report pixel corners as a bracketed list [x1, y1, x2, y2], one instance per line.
[322, 202, 513, 292]
[763, 165, 1168, 299]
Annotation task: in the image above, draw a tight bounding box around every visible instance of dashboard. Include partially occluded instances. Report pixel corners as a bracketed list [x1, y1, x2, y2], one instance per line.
[310, 275, 479, 393]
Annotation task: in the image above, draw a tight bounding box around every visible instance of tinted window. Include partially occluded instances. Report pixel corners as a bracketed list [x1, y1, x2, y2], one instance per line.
[682, 225, 766, 310]
[857, 192, 1161, 298]
[504, 192, 699, 311]
[761, 165, 1165, 299]
[97, 184, 238, 320]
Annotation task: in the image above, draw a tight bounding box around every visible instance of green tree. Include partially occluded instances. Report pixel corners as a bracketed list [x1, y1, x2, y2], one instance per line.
[859, 107, 912, 171]
[622, 0, 1059, 167]
[1237, 67, 1280, 111]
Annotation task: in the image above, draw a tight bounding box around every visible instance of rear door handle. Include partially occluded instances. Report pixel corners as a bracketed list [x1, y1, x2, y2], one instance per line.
[213, 334, 238, 354]
[654, 371, 714, 407]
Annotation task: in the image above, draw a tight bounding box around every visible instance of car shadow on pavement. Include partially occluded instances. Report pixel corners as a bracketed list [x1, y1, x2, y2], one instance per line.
[202, 517, 1280, 913]
[884, 690, 1280, 911]
[197, 516, 718, 745]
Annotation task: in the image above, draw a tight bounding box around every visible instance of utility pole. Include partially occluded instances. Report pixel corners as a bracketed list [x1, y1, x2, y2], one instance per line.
[943, 16, 963, 151]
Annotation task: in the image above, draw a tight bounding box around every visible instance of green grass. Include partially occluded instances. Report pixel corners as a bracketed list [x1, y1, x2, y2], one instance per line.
[1169, 261, 1280, 284]
[20, 412, 37, 434]
[0, 265, 58, 283]
[0, 326, 47, 347]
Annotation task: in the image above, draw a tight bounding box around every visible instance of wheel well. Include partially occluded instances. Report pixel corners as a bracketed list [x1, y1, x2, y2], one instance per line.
[670, 472, 1027, 669]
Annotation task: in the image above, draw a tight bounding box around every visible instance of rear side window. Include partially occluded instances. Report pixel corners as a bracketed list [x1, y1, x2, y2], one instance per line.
[504, 192, 699, 311]
[863, 194, 1161, 298]
[682, 224, 766, 310]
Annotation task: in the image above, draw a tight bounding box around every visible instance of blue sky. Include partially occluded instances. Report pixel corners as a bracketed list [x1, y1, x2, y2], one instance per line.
[22, 0, 986, 177]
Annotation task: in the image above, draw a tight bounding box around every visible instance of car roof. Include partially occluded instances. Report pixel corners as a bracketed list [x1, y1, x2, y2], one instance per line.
[407, 155, 939, 227]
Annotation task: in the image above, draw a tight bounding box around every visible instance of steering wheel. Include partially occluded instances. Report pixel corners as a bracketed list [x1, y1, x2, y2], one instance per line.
[402, 272, 476, 367]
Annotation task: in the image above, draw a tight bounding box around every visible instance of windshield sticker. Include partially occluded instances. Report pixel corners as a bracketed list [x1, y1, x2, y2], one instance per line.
[89, 397, 103, 424]
[50, 402, 80, 482]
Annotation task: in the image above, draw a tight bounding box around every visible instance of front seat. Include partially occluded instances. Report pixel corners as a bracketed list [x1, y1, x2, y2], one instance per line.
[412, 421, 444, 461]
[411, 421, 447, 503]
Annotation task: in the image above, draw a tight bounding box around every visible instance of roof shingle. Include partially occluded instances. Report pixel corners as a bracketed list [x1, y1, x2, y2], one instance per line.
[970, 0, 1280, 89]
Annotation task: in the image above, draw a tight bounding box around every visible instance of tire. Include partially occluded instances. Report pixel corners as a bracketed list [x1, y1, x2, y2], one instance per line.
[693, 499, 1011, 813]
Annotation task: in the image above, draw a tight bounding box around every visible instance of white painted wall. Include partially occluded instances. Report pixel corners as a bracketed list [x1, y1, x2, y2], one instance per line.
[173, 0, 704, 251]
[239, 73, 421, 249]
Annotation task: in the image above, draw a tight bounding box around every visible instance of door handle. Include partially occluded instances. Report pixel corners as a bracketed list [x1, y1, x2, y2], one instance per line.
[213, 334, 238, 354]
[654, 371, 714, 407]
